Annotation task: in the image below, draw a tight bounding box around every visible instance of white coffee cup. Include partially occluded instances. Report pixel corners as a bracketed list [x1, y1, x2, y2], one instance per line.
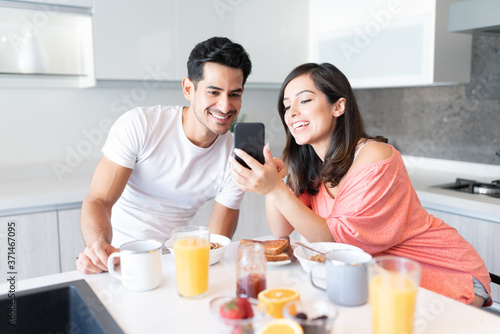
[107, 239, 162, 291]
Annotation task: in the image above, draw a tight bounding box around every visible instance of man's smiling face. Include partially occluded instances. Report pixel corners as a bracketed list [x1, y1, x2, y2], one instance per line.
[188, 62, 244, 136]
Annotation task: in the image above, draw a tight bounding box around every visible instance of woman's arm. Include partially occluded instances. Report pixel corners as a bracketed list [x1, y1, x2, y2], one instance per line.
[231, 145, 334, 242]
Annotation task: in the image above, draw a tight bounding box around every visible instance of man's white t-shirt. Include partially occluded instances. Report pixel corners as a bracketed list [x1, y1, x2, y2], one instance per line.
[102, 105, 244, 247]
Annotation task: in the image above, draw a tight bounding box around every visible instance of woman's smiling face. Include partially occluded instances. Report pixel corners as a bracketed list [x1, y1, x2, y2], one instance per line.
[283, 74, 344, 158]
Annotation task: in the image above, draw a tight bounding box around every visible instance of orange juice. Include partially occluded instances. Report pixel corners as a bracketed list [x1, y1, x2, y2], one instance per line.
[370, 272, 417, 334]
[174, 237, 210, 298]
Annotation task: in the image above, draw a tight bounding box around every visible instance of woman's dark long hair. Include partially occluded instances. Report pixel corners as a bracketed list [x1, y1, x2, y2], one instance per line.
[277, 63, 387, 196]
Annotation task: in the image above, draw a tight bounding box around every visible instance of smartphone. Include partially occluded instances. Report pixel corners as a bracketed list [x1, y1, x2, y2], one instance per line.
[234, 122, 265, 169]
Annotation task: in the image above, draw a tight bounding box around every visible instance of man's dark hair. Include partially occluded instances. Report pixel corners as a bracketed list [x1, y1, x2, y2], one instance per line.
[187, 37, 252, 86]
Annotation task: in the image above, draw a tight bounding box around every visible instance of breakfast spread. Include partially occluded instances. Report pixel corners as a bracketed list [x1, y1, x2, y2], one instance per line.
[239, 238, 290, 262]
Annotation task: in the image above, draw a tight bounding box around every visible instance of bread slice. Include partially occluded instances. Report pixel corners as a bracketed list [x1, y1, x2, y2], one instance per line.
[240, 239, 289, 256]
[265, 252, 289, 262]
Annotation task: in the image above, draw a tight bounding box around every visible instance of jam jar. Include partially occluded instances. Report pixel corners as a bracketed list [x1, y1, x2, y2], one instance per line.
[236, 242, 267, 299]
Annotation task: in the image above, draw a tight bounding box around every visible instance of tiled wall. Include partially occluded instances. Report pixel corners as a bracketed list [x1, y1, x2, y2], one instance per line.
[354, 35, 500, 165]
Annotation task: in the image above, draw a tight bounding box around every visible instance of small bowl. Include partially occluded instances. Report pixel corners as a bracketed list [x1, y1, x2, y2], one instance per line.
[210, 296, 267, 333]
[166, 233, 230, 265]
[294, 242, 362, 274]
[282, 299, 338, 334]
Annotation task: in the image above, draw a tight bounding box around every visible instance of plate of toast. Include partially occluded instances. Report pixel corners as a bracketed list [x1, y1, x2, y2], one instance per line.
[239, 238, 292, 266]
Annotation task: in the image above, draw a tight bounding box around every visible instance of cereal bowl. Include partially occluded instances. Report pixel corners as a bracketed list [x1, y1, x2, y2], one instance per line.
[166, 233, 230, 265]
[294, 242, 363, 275]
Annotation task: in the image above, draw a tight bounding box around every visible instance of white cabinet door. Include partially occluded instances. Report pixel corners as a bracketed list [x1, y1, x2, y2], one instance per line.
[13, 0, 92, 7]
[94, 0, 307, 84]
[176, 0, 308, 84]
[309, 0, 472, 88]
[93, 0, 177, 81]
[428, 209, 500, 302]
[58, 208, 85, 273]
[231, 0, 308, 84]
[0, 212, 60, 280]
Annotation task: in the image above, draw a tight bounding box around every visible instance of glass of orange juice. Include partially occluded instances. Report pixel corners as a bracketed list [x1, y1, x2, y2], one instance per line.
[369, 256, 421, 334]
[172, 226, 210, 299]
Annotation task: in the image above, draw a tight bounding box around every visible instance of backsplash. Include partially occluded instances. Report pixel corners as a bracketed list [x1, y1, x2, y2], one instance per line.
[355, 35, 500, 165]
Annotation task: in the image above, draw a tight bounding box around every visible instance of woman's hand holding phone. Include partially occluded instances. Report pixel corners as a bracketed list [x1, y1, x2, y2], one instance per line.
[231, 144, 287, 196]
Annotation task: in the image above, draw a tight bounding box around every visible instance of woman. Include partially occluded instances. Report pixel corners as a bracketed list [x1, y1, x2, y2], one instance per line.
[231, 63, 492, 307]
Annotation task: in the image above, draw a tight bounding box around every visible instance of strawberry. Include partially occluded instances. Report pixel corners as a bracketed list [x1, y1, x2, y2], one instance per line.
[220, 299, 247, 319]
[235, 297, 254, 318]
[220, 297, 254, 320]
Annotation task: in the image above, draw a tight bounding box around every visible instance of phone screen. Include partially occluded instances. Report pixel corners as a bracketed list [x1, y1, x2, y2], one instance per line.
[234, 122, 265, 169]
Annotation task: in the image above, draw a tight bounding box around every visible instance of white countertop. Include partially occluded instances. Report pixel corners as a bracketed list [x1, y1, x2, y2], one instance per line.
[3, 240, 500, 333]
[1, 155, 499, 222]
[403, 155, 500, 223]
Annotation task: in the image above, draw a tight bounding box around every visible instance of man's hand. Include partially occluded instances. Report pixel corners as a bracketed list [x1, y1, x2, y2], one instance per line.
[76, 240, 118, 274]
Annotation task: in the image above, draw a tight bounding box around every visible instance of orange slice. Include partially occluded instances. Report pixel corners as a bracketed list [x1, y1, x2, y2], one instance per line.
[257, 318, 304, 334]
[258, 288, 300, 318]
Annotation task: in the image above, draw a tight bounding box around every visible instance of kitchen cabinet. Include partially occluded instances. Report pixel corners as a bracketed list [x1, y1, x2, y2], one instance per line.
[13, 0, 92, 7]
[92, 0, 307, 85]
[427, 208, 500, 302]
[0, 2, 94, 88]
[0, 206, 85, 280]
[309, 0, 472, 88]
[175, 0, 308, 84]
[92, 0, 177, 81]
[0, 212, 60, 280]
[58, 208, 85, 273]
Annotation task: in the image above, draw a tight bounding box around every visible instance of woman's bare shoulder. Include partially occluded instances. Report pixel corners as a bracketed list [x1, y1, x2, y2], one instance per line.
[353, 141, 393, 168]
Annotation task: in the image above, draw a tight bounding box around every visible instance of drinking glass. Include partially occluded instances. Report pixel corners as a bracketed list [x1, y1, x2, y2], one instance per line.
[369, 256, 421, 334]
[172, 226, 210, 298]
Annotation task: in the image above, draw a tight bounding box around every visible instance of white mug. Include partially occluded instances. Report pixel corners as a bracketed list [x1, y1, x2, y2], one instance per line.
[107, 239, 162, 291]
[311, 249, 372, 306]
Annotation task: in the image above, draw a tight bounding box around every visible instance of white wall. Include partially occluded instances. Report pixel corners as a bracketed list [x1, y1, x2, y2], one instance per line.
[0, 84, 286, 181]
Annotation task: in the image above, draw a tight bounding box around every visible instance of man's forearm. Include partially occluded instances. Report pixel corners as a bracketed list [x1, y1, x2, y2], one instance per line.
[80, 198, 114, 246]
[208, 202, 239, 239]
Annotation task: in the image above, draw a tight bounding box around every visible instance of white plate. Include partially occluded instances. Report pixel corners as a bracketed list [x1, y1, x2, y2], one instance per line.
[267, 259, 291, 266]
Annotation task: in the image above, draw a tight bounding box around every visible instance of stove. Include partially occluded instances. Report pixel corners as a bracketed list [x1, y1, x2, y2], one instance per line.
[438, 178, 500, 199]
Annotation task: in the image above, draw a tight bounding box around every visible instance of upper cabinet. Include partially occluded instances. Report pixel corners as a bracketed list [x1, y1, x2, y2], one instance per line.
[93, 0, 308, 85]
[0, 0, 94, 88]
[13, 0, 92, 7]
[175, 0, 308, 85]
[309, 0, 472, 88]
[92, 0, 177, 81]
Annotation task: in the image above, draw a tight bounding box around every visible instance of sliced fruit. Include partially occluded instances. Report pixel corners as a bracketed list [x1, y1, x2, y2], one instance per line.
[258, 288, 300, 318]
[257, 318, 304, 334]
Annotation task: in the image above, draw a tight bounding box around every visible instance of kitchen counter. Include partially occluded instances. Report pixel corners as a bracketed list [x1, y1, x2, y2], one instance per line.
[1, 155, 499, 221]
[2, 240, 500, 333]
[403, 155, 500, 224]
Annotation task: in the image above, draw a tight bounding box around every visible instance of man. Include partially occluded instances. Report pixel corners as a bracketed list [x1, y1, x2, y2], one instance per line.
[76, 37, 252, 274]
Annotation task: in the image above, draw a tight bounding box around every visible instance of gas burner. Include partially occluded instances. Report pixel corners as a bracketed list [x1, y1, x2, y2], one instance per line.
[438, 178, 500, 199]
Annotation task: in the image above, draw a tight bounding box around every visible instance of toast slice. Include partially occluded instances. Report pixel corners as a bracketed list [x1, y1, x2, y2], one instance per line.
[265, 252, 289, 262]
[240, 239, 289, 256]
